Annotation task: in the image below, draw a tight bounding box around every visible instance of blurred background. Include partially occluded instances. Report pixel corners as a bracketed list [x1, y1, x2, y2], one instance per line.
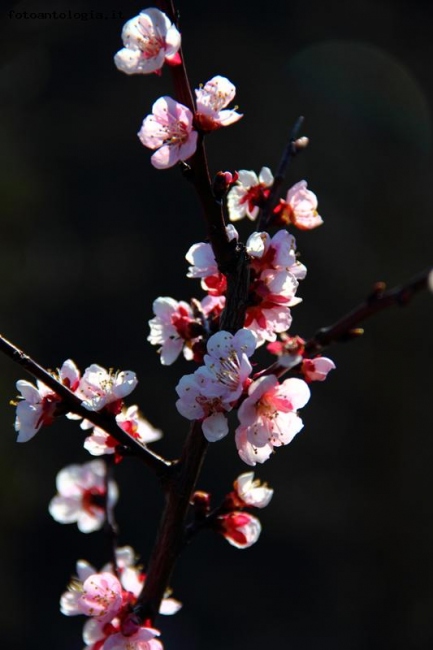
[1, 0, 433, 648]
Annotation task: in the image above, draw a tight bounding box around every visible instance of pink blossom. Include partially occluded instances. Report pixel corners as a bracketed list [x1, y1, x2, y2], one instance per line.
[277, 180, 323, 230]
[78, 364, 137, 413]
[61, 547, 181, 622]
[102, 627, 163, 650]
[236, 375, 310, 465]
[175, 372, 231, 442]
[83, 618, 163, 650]
[148, 297, 203, 365]
[185, 224, 238, 295]
[14, 359, 80, 442]
[227, 167, 274, 221]
[241, 230, 306, 345]
[233, 471, 273, 508]
[117, 405, 162, 444]
[200, 294, 226, 319]
[201, 328, 256, 399]
[246, 229, 307, 280]
[138, 97, 198, 169]
[78, 572, 123, 623]
[218, 511, 262, 549]
[114, 8, 181, 76]
[84, 406, 162, 456]
[48, 460, 118, 533]
[175, 329, 256, 442]
[244, 269, 301, 346]
[235, 426, 273, 466]
[302, 356, 336, 382]
[62, 548, 174, 649]
[195, 75, 242, 132]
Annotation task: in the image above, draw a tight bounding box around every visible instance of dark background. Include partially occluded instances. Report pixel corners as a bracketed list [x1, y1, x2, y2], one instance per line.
[1, 1, 433, 648]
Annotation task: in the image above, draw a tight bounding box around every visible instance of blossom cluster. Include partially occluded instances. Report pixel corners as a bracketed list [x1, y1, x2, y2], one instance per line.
[7, 7, 340, 650]
[217, 471, 274, 548]
[61, 546, 181, 649]
[129, 6, 335, 467]
[14, 360, 161, 456]
[191, 472, 274, 549]
[227, 167, 323, 231]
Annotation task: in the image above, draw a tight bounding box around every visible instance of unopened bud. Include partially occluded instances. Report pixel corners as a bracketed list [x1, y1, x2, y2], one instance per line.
[212, 170, 238, 201]
[349, 328, 364, 337]
[294, 136, 309, 150]
[191, 491, 211, 516]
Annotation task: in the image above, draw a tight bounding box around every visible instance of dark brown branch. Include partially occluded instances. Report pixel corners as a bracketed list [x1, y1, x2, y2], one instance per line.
[0, 334, 171, 477]
[305, 269, 432, 355]
[129, 421, 208, 625]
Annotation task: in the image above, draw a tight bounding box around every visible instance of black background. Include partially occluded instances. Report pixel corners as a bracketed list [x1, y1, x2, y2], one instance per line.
[1, 1, 433, 648]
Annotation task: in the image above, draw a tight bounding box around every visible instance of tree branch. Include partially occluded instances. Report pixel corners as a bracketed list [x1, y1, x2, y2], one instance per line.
[130, 421, 208, 624]
[305, 268, 432, 355]
[0, 334, 171, 477]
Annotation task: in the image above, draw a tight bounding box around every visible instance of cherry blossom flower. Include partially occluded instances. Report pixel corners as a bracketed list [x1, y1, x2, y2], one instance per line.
[218, 511, 262, 549]
[244, 268, 301, 346]
[78, 572, 123, 623]
[82, 619, 163, 650]
[301, 356, 336, 382]
[14, 359, 80, 442]
[61, 547, 181, 620]
[48, 460, 118, 533]
[236, 375, 310, 465]
[185, 224, 238, 295]
[275, 180, 323, 230]
[84, 406, 162, 456]
[176, 372, 231, 441]
[233, 471, 273, 508]
[138, 97, 198, 169]
[62, 569, 163, 648]
[116, 404, 162, 445]
[61, 547, 178, 649]
[194, 76, 242, 132]
[235, 426, 274, 466]
[78, 364, 137, 414]
[246, 229, 307, 280]
[266, 334, 305, 365]
[227, 167, 274, 221]
[185, 226, 305, 347]
[175, 329, 256, 442]
[240, 229, 307, 346]
[148, 297, 204, 365]
[114, 8, 181, 75]
[201, 328, 256, 400]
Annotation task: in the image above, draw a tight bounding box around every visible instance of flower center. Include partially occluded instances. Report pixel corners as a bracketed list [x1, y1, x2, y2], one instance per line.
[212, 351, 241, 391]
[138, 30, 164, 58]
[166, 120, 189, 145]
[82, 487, 105, 515]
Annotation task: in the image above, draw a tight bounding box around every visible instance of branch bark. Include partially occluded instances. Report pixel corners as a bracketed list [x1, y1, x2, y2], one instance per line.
[0, 334, 171, 477]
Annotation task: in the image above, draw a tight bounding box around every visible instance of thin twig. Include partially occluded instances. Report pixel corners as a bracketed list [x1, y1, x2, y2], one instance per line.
[0, 334, 171, 477]
[257, 116, 305, 230]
